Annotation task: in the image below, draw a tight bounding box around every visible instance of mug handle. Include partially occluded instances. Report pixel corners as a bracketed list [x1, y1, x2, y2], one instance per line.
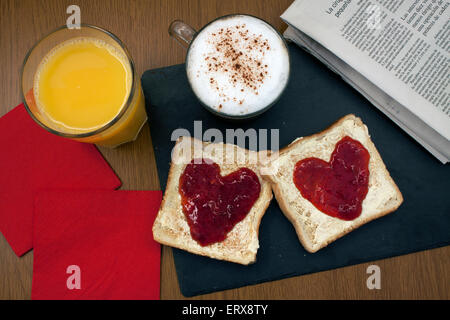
[169, 20, 197, 49]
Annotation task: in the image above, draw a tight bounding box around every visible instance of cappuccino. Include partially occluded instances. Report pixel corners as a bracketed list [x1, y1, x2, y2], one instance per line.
[186, 15, 290, 116]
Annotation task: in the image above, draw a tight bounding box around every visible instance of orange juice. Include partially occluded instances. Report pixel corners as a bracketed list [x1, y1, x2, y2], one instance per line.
[32, 37, 147, 147]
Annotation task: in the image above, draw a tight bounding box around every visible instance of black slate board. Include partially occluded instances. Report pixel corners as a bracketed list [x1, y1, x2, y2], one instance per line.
[141, 43, 450, 297]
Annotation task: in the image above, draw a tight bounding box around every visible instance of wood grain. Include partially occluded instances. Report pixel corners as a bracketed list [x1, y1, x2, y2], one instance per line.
[0, 0, 448, 300]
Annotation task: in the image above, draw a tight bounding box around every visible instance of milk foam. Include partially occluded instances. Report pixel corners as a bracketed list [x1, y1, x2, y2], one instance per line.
[186, 15, 290, 116]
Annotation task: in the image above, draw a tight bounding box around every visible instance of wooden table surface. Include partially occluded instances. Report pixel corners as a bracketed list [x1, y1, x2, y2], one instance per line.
[0, 0, 448, 300]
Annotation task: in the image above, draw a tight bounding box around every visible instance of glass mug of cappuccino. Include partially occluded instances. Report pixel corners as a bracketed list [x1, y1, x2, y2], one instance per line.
[169, 14, 290, 119]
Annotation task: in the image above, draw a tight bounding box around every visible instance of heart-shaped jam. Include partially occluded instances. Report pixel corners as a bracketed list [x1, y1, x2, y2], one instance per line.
[179, 158, 261, 246]
[293, 136, 370, 221]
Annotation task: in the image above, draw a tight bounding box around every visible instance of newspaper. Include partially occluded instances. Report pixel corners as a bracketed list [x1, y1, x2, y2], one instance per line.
[281, 0, 450, 163]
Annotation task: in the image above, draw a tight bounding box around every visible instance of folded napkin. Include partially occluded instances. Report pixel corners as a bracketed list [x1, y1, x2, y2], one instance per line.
[32, 190, 162, 300]
[0, 104, 121, 257]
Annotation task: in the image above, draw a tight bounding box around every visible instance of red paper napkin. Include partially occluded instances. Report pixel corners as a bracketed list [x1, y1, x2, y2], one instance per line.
[32, 190, 162, 300]
[0, 104, 121, 257]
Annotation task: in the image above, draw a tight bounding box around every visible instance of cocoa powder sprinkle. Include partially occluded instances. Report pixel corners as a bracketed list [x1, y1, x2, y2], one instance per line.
[203, 23, 271, 99]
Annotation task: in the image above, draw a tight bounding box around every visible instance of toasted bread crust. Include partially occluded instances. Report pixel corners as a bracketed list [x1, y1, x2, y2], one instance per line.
[262, 114, 403, 253]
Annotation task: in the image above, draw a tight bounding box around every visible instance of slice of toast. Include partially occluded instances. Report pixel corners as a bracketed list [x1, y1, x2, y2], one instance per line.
[262, 114, 403, 253]
[152, 136, 273, 265]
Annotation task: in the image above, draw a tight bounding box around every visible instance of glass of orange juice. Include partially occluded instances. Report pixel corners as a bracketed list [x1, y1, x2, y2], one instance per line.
[21, 24, 147, 148]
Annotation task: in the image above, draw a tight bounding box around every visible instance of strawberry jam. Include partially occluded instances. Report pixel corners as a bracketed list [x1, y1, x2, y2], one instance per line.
[179, 159, 261, 246]
[293, 136, 370, 221]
